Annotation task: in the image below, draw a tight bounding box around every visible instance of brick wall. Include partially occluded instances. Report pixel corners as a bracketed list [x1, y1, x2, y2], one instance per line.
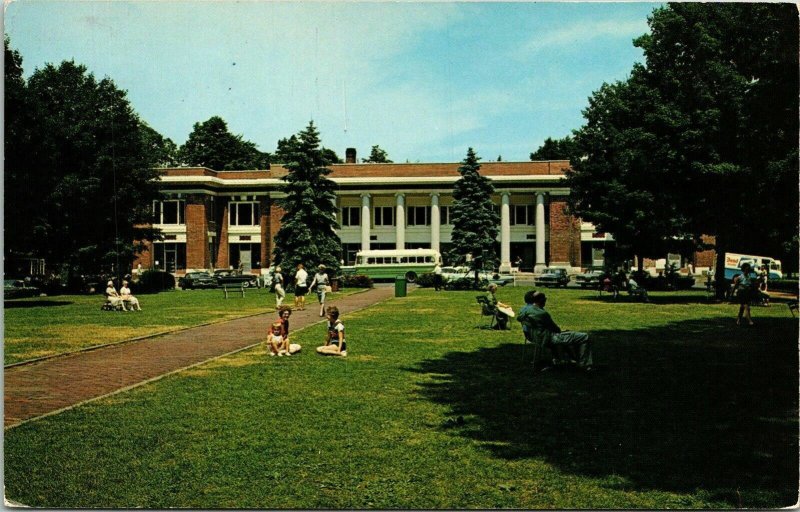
[217, 199, 230, 269]
[259, 197, 270, 267]
[185, 195, 209, 269]
[267, 202, 286, 260]
[694, 234, 716, 268]
[548, 198, 581, 267]
[133, 239, 153, 270]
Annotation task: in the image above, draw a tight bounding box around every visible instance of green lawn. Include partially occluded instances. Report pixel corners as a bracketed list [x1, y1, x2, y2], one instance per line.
[3, 288, 356, 365]
[5, 287, 798, 508]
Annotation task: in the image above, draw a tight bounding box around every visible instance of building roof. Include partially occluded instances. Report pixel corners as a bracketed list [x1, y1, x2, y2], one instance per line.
[157, 160, 570, 180]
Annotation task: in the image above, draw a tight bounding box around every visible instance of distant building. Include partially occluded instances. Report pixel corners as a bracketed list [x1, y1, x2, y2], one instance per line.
[133, 154, 616, 275]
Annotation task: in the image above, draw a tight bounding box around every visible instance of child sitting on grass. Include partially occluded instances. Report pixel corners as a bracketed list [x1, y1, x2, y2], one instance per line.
[316, 306, 347, 357]
[267, 320, 290, 357]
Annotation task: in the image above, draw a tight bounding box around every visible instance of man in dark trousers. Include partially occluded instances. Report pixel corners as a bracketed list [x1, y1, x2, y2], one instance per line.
[516, 291, 593, 371]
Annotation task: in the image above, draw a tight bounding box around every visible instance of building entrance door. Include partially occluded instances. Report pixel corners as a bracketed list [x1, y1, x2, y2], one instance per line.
[165, 246, 177, 273]
[240, 247, 252, 272]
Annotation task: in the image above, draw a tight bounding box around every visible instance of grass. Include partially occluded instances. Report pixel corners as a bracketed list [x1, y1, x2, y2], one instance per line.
[3, 288, 356, 365]
[4, 287, 798, 508]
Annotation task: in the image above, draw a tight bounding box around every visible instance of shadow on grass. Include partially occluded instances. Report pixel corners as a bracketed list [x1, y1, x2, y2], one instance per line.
[410, 316, 799, 507]
[4, 300, 74, 308]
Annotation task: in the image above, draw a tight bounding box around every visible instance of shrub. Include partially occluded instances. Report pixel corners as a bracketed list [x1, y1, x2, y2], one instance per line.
[340, 274, 374, 289]
[446, 277, 489, 291]
[770, 279, 799, 294]
[135, 270, 176, 293]
[415, 273, 436, 288]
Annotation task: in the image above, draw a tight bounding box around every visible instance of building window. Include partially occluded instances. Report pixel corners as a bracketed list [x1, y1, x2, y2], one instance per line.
[510, 205, 535, 225]
[407, 206, 431, 226]
[341, 207, 361, 227]
[153, 200, 185, 225]
[374, 206, 394, 226]
[151, 242, 186, 272]
[441, 206, 452, 225]
[229, 202, 260, 226]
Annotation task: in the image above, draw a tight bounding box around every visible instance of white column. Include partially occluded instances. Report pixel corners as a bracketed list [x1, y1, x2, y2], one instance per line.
[535, 192, 547, 272]
[430, 193, 440, 255]
[360, 193, 371, 252]
[499, 192, 512, 272]
[395, 193, 405, 250]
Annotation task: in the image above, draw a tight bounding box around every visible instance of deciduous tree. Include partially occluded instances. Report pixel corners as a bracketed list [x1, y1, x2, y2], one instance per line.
[178, 116, 270, 170]
[362, 145, 393, 163]
[6, 56, 162, 276]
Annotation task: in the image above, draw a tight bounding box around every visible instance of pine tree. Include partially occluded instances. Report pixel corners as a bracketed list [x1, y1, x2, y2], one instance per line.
[272, 121, 342, 275]
[448, 148, 500, 282]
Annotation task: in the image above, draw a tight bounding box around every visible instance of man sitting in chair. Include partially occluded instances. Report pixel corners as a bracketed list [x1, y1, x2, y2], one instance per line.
[517, 291, 593, 372]
[486, 284, 511, 330]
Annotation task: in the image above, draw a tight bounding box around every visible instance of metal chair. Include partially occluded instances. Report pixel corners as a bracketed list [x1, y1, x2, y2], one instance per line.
[475, 295, 496, 329]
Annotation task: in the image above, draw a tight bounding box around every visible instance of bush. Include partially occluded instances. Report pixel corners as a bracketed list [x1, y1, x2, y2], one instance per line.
[340, 274, 374, 289]
[446, 277, 489, 291]
[770, 279, 799, 294]
[415, 273, 436, 288]
[135, 270, 176, 293]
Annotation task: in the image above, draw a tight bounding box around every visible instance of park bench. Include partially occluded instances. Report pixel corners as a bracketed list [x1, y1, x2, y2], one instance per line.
[222, 285, 246, 299]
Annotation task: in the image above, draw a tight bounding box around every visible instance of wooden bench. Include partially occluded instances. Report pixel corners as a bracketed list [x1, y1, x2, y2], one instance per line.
[222, 285, 246, 299]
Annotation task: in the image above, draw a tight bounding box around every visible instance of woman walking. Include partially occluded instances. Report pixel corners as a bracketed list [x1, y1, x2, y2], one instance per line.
[273, 266, 286, 308]
[734, 262, 756, 326]
[309, 264, 330, 317]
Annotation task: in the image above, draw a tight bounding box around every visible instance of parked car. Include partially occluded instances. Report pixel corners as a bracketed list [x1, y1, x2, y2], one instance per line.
[536, 268, 570, 288]
[441, 266, 514, 286]
[178, 271, 218, 290]
[213, 270, 259, 288]
[4, 279, 41, 299]
[575, 269, 606, 289]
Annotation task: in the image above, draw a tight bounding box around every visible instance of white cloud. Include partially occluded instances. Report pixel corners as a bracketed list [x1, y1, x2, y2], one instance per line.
[516, 19, 649, 59]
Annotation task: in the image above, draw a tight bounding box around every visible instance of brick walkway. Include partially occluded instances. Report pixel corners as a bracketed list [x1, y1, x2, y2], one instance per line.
[4, 285, 397, 429]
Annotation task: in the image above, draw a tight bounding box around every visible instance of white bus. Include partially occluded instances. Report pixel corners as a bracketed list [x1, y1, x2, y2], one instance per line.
[341, 249, 441, 282]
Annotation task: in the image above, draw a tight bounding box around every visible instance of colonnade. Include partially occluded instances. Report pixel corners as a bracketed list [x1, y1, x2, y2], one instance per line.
[357, 191, 549, 271]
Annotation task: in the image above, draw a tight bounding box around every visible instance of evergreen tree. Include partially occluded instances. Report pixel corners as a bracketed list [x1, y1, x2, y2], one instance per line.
[272, 121, 342, 275]
[273, 134, 341, 165]
[448, 148, 500, 282]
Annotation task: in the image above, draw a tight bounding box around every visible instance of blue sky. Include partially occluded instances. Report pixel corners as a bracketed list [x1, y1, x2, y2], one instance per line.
[5, 1, 660, 163]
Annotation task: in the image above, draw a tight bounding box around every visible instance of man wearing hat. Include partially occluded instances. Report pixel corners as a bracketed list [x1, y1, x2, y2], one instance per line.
[309, 264, 331, 317]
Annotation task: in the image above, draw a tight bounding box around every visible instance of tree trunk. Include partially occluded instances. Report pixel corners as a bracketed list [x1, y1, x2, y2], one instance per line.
[714, 238, 728, 300]
[637, 254, 644, 275]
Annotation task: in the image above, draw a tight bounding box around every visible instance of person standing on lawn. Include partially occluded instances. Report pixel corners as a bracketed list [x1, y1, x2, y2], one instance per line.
[316, 306, 347, 357]
[308, 264, 330, 317]
[517, 291, 593, 371]
[433, 261, 443, 291]
[733, 262, 756, 326]
[294, 263, 309, 310]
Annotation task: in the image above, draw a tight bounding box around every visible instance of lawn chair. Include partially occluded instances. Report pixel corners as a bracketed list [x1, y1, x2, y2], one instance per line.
[522, 329, 543, 371]
[788, 299, 798, 317]
[476, 295, 496, 329]
[101, 298, 125, 311]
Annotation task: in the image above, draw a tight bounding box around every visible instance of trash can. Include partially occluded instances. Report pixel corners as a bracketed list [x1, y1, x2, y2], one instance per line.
[395, 275, 407, 297]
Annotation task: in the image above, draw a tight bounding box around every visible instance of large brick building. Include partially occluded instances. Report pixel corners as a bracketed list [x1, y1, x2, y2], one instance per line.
[133, 156, 622, 276]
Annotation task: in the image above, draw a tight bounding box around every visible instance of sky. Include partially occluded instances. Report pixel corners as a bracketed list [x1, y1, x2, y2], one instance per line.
[4, 1, 660, 164]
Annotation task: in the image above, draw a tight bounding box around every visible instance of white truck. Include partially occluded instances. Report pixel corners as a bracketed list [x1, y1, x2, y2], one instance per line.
[721, 253, 783, 281]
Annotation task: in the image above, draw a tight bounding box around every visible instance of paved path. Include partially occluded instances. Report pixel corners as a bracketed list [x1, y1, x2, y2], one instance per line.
[4, 285, 397, 429]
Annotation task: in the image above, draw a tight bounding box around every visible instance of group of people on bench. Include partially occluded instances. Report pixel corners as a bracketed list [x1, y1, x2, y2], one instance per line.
[105, 280, 141, 311]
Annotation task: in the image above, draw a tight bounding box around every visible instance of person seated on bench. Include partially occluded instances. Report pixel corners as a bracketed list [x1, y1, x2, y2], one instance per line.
[517, 291, 593, 371]
[627, 276, 649, 302]
[105, 280, 128, 311]
[486, 284, 510, 330]
[120, 280, 141, 311]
